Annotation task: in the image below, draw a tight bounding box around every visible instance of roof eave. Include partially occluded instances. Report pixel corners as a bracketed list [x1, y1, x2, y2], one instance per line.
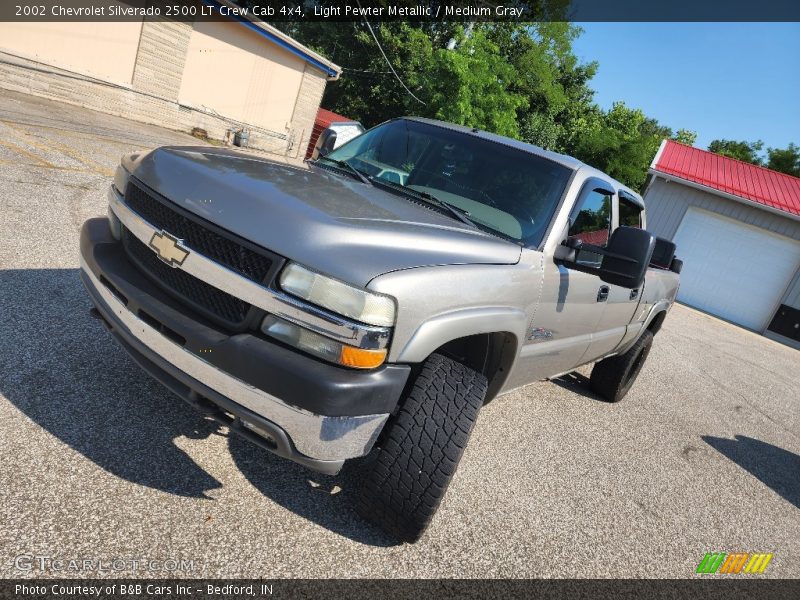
[204, 0, 342, 80]
[650, 139, 668, 170]
[648, 168, 800, 224]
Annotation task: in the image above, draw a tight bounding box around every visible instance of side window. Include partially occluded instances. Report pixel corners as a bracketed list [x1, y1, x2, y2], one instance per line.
[569, 189, 612, 244]
[567, 189, 612, 267]
[619, 198, 643, 228]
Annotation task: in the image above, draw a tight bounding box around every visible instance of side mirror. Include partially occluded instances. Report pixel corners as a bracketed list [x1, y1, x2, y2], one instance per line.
[312, 127, 338, 160]
[557, 227, 656, 289]
[599, 226, 656, 288]
[650, 237, 676, 269]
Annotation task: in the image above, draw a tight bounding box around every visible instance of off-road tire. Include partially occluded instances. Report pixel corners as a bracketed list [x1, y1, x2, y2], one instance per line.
[590, 329, 654, 403]
[355, 353, 488, 542]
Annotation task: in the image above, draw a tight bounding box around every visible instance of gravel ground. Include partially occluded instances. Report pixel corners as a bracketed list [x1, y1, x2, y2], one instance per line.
[0, 89, 798, 579]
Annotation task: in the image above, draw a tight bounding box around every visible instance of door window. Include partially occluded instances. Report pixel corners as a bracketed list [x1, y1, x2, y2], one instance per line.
[619, 197, 643, 228]
[568, 189, 612, 266]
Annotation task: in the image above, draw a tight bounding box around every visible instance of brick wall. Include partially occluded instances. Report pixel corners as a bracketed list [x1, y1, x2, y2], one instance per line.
[287, 64, 328, 158]
[0, 19, 329, 157]
[131, 20, 191, 99]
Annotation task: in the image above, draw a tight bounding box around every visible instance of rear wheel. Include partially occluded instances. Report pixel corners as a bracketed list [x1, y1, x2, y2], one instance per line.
[590, 329, 654, 403]
[355, 353, 487, 542]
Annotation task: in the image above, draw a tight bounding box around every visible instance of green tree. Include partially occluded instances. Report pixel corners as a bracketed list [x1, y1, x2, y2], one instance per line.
[275, 21, 591, 141]
[672, 129, 698, 146]
[569, 102, 689, 191]
[707, 139, 764, 165]
[766, 143, 800, 177]
[484, 22, 598, 152]
[427, 28, 525, 137]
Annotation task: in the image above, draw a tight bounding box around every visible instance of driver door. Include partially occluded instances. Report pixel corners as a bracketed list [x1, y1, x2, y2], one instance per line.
[509, 186, 614, 385]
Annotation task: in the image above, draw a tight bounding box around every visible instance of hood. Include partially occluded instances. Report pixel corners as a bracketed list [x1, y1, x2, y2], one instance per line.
[124, 147, 521, 287]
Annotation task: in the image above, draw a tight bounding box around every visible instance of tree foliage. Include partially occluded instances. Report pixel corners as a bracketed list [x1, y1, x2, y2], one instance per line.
[766, 143, 800, 177]
[705, 139, 800, 177]
[428, 28, 525, 137]
[707, 139, 765, 165]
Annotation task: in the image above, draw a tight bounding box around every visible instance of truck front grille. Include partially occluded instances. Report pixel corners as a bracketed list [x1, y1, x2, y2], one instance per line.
[124, 180, 276, 283]
[122, 228, 253, 327]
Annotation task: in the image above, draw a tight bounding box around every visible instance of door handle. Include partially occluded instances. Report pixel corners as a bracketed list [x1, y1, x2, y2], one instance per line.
[597, 285, 610, 302]
[630, 288, 639, 301]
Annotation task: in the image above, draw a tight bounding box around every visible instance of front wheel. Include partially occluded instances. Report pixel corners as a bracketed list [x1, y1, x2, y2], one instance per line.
[355, 353, 487, 542]
[590, 329, 654, 403]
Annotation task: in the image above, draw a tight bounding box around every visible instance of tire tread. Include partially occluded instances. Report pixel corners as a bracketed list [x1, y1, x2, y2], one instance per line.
[356, 353, 487, 542]
[590, 329, 654, 403]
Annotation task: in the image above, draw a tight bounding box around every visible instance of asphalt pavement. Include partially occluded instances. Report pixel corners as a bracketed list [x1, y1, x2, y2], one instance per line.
[0, 88, 798, 578]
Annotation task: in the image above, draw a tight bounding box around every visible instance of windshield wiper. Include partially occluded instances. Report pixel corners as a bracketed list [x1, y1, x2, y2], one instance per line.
[369, 178, 478, 228]
[316, 157, 372, 185]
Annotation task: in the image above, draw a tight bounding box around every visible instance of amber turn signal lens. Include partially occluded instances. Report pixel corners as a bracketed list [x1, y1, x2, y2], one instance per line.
[339, 346, 387, 369]
[261, 315, 387, 369]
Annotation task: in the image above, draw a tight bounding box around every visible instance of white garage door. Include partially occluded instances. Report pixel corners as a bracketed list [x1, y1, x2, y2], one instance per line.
[673, 207, 800, 331]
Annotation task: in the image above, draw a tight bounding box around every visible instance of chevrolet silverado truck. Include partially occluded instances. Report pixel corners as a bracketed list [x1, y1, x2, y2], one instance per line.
[80, 117, 681, 542]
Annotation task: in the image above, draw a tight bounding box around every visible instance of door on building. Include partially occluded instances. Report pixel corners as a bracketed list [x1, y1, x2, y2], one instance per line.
[673, 207, 800, 331]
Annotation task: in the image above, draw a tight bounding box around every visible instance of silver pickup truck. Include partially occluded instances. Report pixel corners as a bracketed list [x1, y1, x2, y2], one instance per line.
[80, 117, 680, 542]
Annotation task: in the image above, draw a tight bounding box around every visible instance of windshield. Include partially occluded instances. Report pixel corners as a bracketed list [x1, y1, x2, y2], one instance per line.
[323, 119, 572, 245]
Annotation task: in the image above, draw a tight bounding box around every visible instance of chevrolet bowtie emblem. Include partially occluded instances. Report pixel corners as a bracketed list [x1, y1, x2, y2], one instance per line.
[149, 230, 189, 267]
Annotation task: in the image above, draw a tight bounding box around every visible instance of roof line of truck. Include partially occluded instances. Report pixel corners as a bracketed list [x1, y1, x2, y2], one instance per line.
[402, 117, 642, 201]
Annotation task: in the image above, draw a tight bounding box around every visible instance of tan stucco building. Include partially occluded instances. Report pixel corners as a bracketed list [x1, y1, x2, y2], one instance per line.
[0, 3, 341, 156]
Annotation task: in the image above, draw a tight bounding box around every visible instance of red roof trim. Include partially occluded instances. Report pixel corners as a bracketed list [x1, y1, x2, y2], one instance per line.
[316, 108, 351, 128]
[651, 140, 800, 218]
[304, 107, 356, 160]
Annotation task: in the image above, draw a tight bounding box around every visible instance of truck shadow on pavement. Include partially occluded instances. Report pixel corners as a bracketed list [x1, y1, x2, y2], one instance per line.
[227, 436, 397, 546]
[548, 372, 606, 402]
[0, 268, 396, 546]
[0, 268, 223, 498]
[701, 434, 800, 510]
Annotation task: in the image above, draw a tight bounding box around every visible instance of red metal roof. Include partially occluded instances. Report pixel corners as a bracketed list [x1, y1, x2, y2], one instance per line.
[572, 230, 609, 245]
[305, 107, 355, 159]
[316, 107, 351, 128]
[651, 140, 800, 218]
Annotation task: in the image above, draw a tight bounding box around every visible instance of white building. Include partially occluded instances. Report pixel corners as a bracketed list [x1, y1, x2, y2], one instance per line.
[644, 140, 800, 349]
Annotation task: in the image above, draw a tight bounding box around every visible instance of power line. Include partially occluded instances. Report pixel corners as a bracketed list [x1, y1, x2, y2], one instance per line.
[343, 67, 392, 74]
[355, 0, 426, 105]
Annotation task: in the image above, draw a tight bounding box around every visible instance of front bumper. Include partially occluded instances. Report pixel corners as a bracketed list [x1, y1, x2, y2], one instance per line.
[79, 218, 410, 474]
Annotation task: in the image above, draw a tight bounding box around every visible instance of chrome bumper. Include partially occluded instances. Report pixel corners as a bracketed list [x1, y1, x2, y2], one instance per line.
[80, 259, 389, 463]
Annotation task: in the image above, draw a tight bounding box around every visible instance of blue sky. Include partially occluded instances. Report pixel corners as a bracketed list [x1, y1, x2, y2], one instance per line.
[571, 23, 800, 151]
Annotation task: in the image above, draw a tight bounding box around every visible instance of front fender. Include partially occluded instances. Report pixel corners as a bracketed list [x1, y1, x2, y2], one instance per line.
[366, 261, 542, 364]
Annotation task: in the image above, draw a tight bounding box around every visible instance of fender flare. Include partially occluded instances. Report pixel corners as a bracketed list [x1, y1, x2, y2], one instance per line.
[394, 307, 527, 364]
[645, 301, 672, 329]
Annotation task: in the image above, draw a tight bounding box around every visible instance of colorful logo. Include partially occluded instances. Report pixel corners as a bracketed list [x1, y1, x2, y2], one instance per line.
[696, 552, 773, 574]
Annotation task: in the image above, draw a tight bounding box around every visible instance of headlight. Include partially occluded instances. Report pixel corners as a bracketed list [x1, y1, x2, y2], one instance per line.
[279, 263, 396, 326]
[261, 315, 387, 369]
[113, 164, 130, 195]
